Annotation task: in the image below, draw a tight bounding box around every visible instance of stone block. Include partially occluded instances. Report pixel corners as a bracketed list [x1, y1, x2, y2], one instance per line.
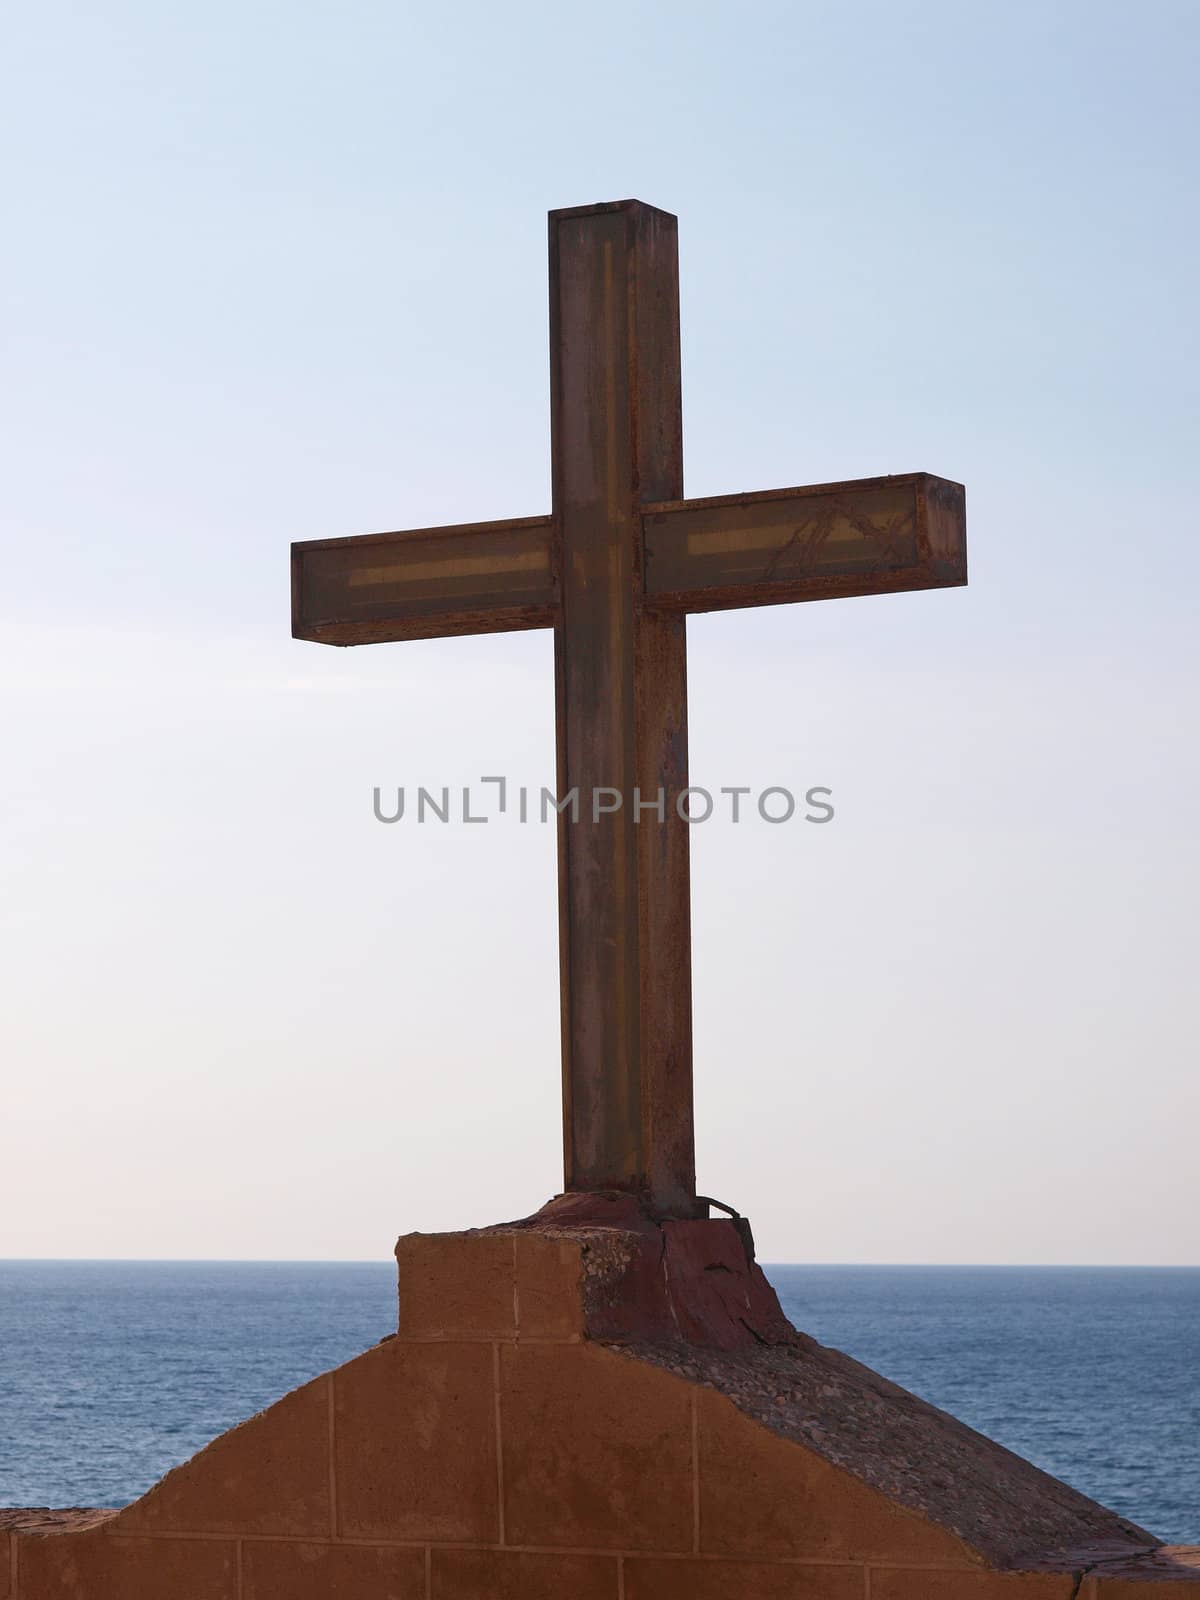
[243, 1539, 426, 1599]
[430, 1547, 619, 1599]
[624, 1557, 864, 1598]
[500, 1342, 692, 1551]
[870, 1573, 1077, 1599]
[697, 1389, 970, 1564]
[1093, 1580, 1200, 1597]
[16, 1532, 236, 1599]
[396, 1230, 516, 1340]
[117, 1374, 331, 1537]
[334, 1338, 498, 1542]
[514, 1232, 584, 1340]
[1088, 1548, 1200, 1593]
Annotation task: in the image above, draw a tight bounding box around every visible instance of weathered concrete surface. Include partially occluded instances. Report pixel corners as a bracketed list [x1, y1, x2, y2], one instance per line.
[4, 1200, 1197, 1598]
[402, 1190, 796, 1349]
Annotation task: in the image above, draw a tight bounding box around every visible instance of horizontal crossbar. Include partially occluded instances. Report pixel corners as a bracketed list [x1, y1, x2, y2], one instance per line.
[292, 514, 556, 645]
[291, 475, 965, 646]
[642, 472, 966, 613]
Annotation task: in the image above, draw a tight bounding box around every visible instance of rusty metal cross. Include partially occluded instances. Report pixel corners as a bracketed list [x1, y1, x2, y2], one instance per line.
[292, 200, 966, 1220]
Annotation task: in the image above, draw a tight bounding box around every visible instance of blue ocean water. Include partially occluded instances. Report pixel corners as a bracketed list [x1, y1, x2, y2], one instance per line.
[0, 1262, 1195, 1542]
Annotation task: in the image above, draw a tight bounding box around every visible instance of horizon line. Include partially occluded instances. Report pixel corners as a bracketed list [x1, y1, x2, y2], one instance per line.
[2, 1257, 1197, 1270]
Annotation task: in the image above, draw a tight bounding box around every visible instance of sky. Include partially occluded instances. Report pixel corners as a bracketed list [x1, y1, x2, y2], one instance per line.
[1, 0, 1196, 1264]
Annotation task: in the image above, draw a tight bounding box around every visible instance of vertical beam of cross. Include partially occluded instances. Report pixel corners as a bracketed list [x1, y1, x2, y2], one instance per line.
[550, 203, 698, 1218]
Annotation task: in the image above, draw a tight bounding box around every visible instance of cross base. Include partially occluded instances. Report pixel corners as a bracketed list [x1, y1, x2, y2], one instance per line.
[397, 1191, 793, 1350]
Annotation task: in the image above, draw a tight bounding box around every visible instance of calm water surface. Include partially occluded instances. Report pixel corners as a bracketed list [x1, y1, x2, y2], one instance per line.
[0, 1261, 1195, 1542]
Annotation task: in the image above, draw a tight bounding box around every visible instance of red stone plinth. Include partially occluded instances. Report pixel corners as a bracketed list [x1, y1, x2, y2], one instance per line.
[3, 1195, 1197, 1598]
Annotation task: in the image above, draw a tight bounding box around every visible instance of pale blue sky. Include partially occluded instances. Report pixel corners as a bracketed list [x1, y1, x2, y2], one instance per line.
[1, 1, 1196, 1261]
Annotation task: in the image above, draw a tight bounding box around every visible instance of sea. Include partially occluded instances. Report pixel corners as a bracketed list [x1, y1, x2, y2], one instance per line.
[0, 1262, 1196, 1543]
